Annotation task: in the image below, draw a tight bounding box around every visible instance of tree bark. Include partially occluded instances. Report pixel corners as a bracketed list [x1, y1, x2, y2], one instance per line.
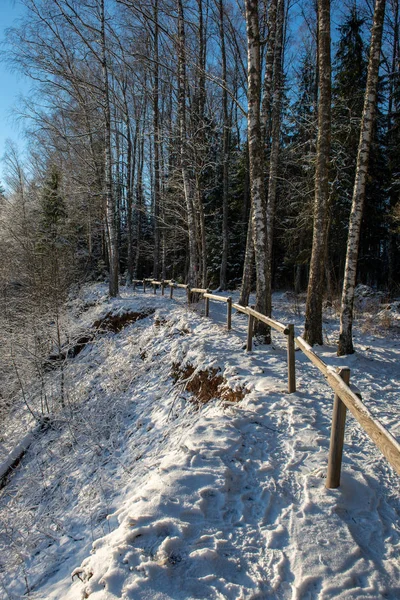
[245, 0, 270, 341]
[100, 0, 119, 297]
[304, 0, 331, 345]
[177, 0, 199, 286]
[239, 203, 255, 306]
[152, 0, 161, 279]
[266, 0, 285, 283]
[219, 0, 230, 290]
[122, 80, 137, 285]
[260, 0, 278, 146]
[134, 126, 145, 279]
[338, 0, 386, 355]
[239, 142, 253, 306]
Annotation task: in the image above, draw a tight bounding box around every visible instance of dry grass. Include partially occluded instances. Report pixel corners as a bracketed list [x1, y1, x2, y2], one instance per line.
[360, 308, 393, 334]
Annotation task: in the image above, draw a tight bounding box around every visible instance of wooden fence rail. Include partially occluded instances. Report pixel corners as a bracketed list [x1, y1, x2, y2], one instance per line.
[142, 280, 296, 394]
[135, 277, 400, 488]
[295, 335, 400, 486]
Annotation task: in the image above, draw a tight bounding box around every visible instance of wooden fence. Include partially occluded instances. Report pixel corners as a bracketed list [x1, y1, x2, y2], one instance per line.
[133, 278, 400, 488]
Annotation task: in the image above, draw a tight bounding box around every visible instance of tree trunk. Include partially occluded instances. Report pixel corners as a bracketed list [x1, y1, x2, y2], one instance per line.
[177, 0, 199, 286]
[239, 142, 253, 305]
[266, 0, 285, 283]
[245, 0, 270, 342]
[100, 0, 119, 297]
[338, 0, 386, 355]
[134, 129, 145, 279]
[123, 80, 137, 285]
[194, 0, 207, 287]
[304, 0, 331, 345]
[260, 0, 278, 146]
[219, 0, 230, 290]
[153, 0, 161, 279]
[239, 204, 254, 306]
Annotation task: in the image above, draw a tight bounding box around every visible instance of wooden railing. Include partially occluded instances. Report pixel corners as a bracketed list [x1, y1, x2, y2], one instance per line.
[133, 277, 400, 488]
[295, 336, 400, 486]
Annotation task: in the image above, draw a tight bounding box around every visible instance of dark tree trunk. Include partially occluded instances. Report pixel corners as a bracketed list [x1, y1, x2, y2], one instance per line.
[101, 0, 119, 297]
[219, 0, 230, 290]
[304, 0, 331, 345]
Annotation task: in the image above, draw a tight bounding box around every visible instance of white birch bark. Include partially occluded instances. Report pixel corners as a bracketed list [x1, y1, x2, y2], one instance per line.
[338, 0, 386, 355]
[245, 0, 270, 340]
[260, 0, 278, 144]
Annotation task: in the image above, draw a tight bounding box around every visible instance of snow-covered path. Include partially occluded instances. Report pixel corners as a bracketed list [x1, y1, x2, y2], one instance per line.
[0, 284, 399, 599]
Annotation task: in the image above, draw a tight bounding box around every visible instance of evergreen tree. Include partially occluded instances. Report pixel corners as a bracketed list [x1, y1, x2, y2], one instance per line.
[40, 165, 66, 245]
[330, 7, 389, 292]
[330, 7, 367, 287]
[278, 47, 317, 291]
[386, 35, 400, 292]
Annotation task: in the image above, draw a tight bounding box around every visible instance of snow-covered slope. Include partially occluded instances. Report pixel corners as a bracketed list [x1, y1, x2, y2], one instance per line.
[0, 284, 399, 599]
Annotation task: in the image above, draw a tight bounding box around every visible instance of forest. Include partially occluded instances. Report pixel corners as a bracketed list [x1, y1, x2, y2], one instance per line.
[0, 0, 399, 408]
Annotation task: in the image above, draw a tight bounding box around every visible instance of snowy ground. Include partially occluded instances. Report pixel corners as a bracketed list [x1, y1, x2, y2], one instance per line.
[0, 283, 399, 599]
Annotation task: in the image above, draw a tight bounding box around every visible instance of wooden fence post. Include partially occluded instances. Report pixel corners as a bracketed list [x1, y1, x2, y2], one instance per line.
[133, 280, 136, 291]
[227, 297, 232, 330]
[326, 366, 350, 489]
[153, 283, 157, 295]
[287, 324, 296, 393]
[187, 286, 191, 305]
[143, 279, 146, 293]
[161, 280, 165, 296]
[246, 314, 254, 351]
[205, 290, 210, 317]
[170, 283, 174, 299]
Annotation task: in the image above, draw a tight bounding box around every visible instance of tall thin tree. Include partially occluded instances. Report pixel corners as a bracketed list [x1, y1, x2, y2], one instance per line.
[303, 0, 331, 345]
[338, 0, 386, 355]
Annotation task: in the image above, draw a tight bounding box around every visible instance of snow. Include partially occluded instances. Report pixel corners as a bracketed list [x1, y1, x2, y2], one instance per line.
[0, 284, 399, 599]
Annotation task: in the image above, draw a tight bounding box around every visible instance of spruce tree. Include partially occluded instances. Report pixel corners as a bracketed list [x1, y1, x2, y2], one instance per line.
[280, 48, 317, 290]
[330, 8, 367, 284]
[331, 7, 388, 291]
[39, 165, 67, 248]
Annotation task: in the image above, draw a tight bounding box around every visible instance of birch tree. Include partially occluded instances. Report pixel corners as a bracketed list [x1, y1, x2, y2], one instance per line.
[337, 0, 386, 355]
[244, 0, 270, 339]
[239, 0, 278, 308]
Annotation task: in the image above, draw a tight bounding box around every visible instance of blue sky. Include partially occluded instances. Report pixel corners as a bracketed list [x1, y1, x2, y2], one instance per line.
[0, 0, 31, 179]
